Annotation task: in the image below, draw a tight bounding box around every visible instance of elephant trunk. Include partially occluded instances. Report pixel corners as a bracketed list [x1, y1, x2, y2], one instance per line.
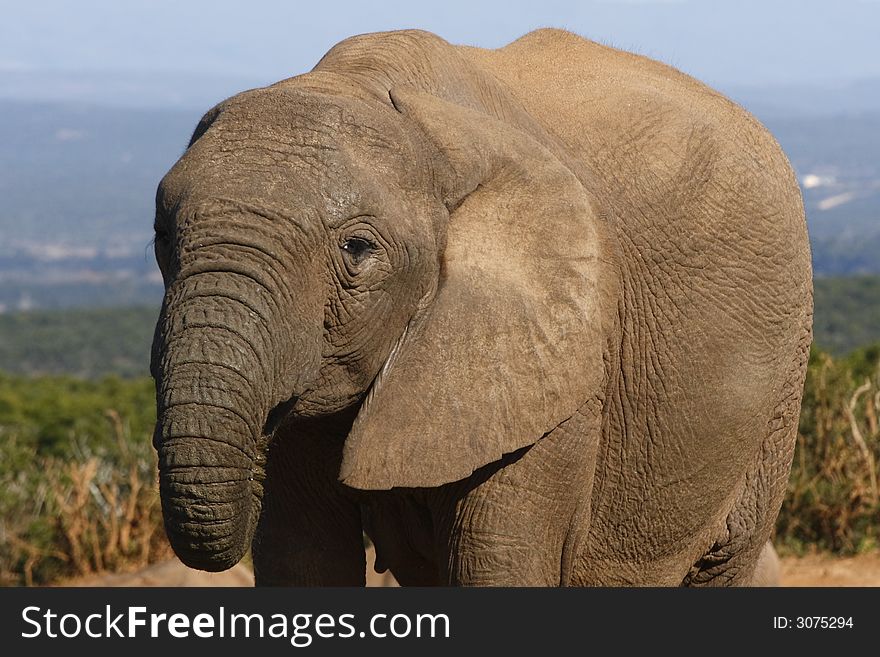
[152, 267, 304, 571]
[155, 362, 265, 572]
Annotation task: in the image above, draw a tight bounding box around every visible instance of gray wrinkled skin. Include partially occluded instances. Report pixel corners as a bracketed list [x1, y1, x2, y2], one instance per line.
[150, 29, 812, 586]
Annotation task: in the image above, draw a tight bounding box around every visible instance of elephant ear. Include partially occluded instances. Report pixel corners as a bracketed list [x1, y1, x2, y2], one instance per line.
[340, 88, 615, 490]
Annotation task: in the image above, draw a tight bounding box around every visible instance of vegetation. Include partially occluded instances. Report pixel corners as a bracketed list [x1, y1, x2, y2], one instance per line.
[776, 344, 880, 555]
[1, 275, 877, 381]
[813, 276, 880, 355]
[0, 373, 170, 585]
[0, 306, 157, 379]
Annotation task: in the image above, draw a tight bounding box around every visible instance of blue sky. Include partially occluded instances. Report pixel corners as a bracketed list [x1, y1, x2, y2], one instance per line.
[2, 0, 879, 90]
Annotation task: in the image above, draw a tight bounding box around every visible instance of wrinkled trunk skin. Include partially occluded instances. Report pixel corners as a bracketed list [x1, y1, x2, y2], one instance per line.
[152, 271, 287, 572]
[155, 406, 262, 571]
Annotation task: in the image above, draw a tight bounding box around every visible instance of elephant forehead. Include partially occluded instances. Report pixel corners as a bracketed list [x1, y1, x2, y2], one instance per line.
[158, 130, 373, 225]
[211, 87, 410, 160]
[157, 88, 436, 242]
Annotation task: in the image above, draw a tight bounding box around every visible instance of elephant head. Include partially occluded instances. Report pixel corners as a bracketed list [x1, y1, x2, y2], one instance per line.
[151, 47, 613, 571]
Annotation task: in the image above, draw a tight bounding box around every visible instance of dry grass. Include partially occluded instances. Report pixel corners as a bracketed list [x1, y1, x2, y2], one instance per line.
[776, 348, 880, 554]
[0, 408, 171, 586]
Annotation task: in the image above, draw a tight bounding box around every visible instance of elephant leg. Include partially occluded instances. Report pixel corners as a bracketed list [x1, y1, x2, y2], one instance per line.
[252, 412, 366, 586]
[443, 400, 602, 586]
[749, 541, 781, 586]
[684, 365, 803, 587]
[361, 495, 444, 586]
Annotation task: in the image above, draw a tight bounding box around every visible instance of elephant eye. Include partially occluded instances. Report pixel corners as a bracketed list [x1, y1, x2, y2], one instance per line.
[340, 237, 374, 266]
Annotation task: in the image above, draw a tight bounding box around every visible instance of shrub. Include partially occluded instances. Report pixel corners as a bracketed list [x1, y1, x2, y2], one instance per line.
[0, 374, 170, 585]
[775, 346, 880, 554]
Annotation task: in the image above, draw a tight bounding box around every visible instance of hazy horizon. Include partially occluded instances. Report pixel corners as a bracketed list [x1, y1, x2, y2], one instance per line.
[2, 0, 879, 91]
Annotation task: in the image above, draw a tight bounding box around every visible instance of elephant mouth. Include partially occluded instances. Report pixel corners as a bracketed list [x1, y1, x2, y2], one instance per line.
[263, 395, 299, 435]
[288, 323, 410, 421]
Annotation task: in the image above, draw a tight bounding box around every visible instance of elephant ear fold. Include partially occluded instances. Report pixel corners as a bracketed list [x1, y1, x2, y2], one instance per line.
[340, 88, 616, 490]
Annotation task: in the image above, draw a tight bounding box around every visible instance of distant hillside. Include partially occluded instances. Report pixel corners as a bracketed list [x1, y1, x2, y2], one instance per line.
[0, 276, 877, 380]
[812, 276, 880, 355]
[0, 94, 877, 314]
[0, 100, 184, 311]
[730, 77, 880, 119]
[0, 275, 162, 313]
[0, 100, 197, 248]
[0, 69, 265, 111]
[0, 306, 158, 378]
[764, 113, 880, 276]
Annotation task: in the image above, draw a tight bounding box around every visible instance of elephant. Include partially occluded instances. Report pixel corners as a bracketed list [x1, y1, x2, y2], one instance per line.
[150, 28, 812, 586]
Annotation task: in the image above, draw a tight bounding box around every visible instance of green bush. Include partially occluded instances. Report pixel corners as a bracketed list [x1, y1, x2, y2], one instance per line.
[813, 277, 880, 356]
[0, 373, 169, 585]
[775, 345, 880, 555]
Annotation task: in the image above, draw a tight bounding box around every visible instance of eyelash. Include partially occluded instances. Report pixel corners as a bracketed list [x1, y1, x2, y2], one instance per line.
[340, 237, 375, 265]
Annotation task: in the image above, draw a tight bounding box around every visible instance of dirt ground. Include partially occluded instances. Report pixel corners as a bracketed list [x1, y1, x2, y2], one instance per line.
[63, 545, 397, 587]
[63, 548, 880, 587]
[778, 552, 880, 587]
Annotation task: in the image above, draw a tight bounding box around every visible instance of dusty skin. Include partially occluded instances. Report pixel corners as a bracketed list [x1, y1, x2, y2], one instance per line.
[151, 28, 813, 586]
